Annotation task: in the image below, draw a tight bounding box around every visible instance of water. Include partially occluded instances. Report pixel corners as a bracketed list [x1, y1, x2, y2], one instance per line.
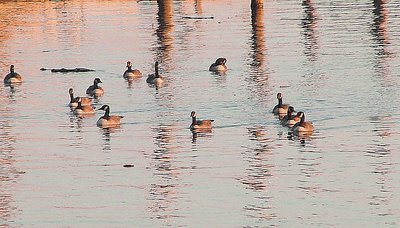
[1, 0, 400, 227]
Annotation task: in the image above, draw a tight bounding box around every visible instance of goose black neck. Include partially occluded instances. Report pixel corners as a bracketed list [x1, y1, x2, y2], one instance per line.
[103, 107, 110, 118]
[155, 64, 159, 78]
[300, 114, 305, 124]
[127, 66, 132, 72]
[191, 116, 197, 125]
[278, 98, 282, 107]
[94, 81, 99, 89]
[287, 111, 292, 119]
[76, 101, 82, 109]
[69, 92, 74, 102]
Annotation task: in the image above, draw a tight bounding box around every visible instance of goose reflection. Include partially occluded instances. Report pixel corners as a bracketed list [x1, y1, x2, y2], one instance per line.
[147, 124, 183, 222]
[191, 128, 212, 143]
[302, 0, 319, 61]
[240, 126, 277, 222]
[4, 83, 19, 102]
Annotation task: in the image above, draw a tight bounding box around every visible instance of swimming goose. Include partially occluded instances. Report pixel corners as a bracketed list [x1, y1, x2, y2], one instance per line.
[280, 106, 295, 124]
[209, 58, 227, 72]
[4, 65, 23, 84]
[97, 105, 124, 127]
[69, 88, 92, 108]
[272, 93, 289, 115]
[190, 111, 214, 130]
[284, 111, 302, 127]
[291, 112, 314, 133]
[146, 61, 164, 86]
[86, 78, 104, 97]
[73, 98, 95, 115]
[123, 61, 142, 80]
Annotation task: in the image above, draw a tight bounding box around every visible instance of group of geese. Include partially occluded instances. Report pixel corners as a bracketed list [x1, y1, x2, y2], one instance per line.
[272, 92, 314, 134]
[3, 58, 229, 130]
[4, 59, 313, 134]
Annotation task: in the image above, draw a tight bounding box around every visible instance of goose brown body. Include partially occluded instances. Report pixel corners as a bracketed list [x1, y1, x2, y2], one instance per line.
[209, 58, 227, 72]
[97, 105, 124, 127]
[190, 111, 214, 130]
[291, 112, 314, 133]
[69, 88, 92, 108]
[272, 93, 289, 115]
[123, 61, 142, 80]
[285, 112, 301, 127]
[86, 78, 104, 97]
[4, 65, 22, 84]
[280, 106, 301, 127]
[73, 98, 95, 115]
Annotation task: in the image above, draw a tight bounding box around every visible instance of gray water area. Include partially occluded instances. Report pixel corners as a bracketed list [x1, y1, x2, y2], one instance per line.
[0, 0, 400, 227]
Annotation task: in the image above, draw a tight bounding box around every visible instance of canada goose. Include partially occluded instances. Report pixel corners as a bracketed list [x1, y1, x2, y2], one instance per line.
[284, 111, 302, 127]
[97, 105, 124, 127]
[123, 61, 142, 80]
[280, 106, 295, 124]
[272, 93, 289, 115]
[146, 61, 164, 86]
[291, 112, 314, 133]
[4, 65, 22, 84]
[209, 58, 227, 72]
[69, 88, 92, 108]
[190, 111, 214, 130]
[86, 78, 104, 97]
[73, 98, 95, 115]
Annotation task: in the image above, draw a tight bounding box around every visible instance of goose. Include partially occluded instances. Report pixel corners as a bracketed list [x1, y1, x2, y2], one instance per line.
[123, 61, 142, 80]
[209, 58, 227, 72]
[73, 98, 95, 115]
[68, 88, 92, 108]
[190, 111, 214, 130]
[280, 106, 295, 124]
[97, 105, 124, 127]
[146, 61, 164, 86]
[281, 106, 300, 127]
[284, 111, 302, 127]
[272, 93, 289, 115]
[4, 65, 23, 84]
[291, 112, 314, 133]
[86, 78, 104, 97]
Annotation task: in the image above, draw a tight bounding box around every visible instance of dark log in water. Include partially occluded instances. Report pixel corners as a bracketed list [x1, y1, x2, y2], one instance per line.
[40, 68, 95, 73]
[182, 16, 214, 20]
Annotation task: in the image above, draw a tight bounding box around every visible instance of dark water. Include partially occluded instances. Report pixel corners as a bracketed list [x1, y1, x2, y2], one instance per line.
[0, 0, 400, 227]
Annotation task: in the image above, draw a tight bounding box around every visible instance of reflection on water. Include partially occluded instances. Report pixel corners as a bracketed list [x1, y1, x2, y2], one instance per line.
[147, 125, 183, 224]
[370, 0, 396, 88]
[0, 94, 20, 225]
[191, 128, 212, 143]
[1, 0, 400, 226]
[366, 115, 395, 218]
[155, 0, 174, 65]
[194, 0, 202, 15]
[372, 0, 389, 46]
[302, 0, 319, 61]
[240, 126, 277, 224]
[296, 146, 323, 193]
[247, 5, 270, 106]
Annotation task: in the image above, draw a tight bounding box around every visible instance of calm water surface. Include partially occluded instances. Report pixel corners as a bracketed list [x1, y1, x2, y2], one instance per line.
[1, 0, 400, 227]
